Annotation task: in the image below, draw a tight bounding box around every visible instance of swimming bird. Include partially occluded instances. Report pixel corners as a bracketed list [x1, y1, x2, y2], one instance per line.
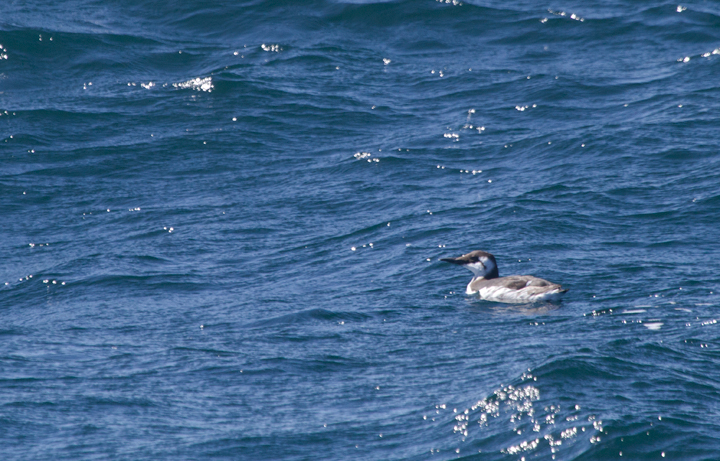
[441, 250, 567, 303]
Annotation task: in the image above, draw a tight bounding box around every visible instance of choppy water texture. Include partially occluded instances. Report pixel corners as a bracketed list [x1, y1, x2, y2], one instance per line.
[2, 1, 720, 459]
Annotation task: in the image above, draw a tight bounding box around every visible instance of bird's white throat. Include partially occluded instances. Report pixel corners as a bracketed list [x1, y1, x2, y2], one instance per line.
[465, 258, 495, 278]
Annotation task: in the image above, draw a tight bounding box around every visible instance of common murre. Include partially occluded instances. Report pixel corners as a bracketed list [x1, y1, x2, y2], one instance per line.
[441, 250, 567, 303]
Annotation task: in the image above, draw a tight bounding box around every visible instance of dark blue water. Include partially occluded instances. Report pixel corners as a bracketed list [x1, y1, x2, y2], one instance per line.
[2, 1, 720, 459]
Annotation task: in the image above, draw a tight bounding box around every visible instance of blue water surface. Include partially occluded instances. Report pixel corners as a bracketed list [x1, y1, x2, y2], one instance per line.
[2, 1, 720, 459]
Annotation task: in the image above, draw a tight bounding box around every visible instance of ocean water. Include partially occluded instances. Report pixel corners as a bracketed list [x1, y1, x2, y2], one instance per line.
[2, 0, 720, 459]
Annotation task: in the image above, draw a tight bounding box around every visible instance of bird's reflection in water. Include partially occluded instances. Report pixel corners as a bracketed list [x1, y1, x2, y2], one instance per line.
[466, 299, 562, 315]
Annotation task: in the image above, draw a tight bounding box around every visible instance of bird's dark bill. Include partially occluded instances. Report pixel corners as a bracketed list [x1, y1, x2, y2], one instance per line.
[441, 258, 465, 265]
